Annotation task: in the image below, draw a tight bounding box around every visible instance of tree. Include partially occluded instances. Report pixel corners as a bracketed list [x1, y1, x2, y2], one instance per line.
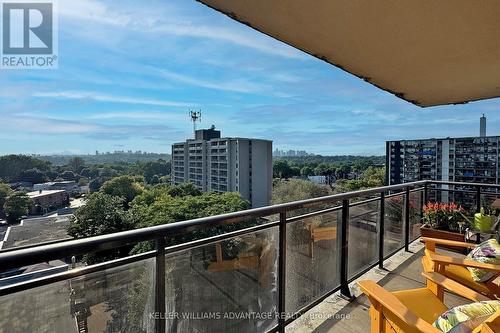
[60, 170, 77, 181]
[300, 165, 315, 177]
[100, 175, 145, 206]
[89, 177, 105, 192]
[19, 168, 47, 184]
[68, 157, 85, 173]
[0, 183, 13, 218]
[272, 179, 330, 205]
[4, 192, 32, 224]
[340, 166, 386, 191]
[68, 192, 133, 263]
[0, 155, 51, 182]
[129, 189, 251, 249]
[166, 182, 201, 197]
[136, 159, 170, 184]
[68, 192, 131, 238]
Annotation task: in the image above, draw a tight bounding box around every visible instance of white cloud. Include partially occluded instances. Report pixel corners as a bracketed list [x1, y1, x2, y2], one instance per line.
[33, 91, 195, 107]
[157, 69, 264, 93]
[58, 0, 305, 59]
[86, 111, 186, 121]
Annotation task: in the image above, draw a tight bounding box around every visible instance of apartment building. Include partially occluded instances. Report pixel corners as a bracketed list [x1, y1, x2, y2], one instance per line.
[386, 117, 499, 203]
[172, 128, 272, 208]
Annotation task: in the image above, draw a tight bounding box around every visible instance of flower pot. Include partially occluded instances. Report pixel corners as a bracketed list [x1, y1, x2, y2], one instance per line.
[420, 227, 466, 253]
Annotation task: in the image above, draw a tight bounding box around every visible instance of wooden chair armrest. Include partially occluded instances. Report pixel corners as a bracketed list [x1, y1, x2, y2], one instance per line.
[421, 237, 477, 249]
[357, 280, 442, 333]
[422, 272, 490, 302]
[428, 253, 500, 272]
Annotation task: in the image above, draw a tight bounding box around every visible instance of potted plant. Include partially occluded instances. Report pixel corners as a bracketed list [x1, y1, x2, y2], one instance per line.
[420, 202, 471, 251]
[474, 207, 495, 232]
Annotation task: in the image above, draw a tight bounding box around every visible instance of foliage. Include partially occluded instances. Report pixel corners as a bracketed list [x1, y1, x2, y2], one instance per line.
[68, 192, 134, 263]
[422, 202, 470, 233]
[19, 168, 47, 184]
[272, 178, 331, 219]
[338, 167, 385, 191]
[273, 155, 384, 179]
[272, 178, 330, 205]
[37, 152, 171, 166]
[100, 175, 145, 206]
[4, 192, 32, 223]
[0, 183, 14, 217]
[59, 170, 76, 181]
[68, 192, 131, 238]
[129, 187, 251, 253]
[0, 155, 51, 182]
[68, 156, 85, 173]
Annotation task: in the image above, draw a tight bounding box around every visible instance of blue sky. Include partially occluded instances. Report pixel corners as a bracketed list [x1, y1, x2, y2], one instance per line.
[1, 0, 499, 156]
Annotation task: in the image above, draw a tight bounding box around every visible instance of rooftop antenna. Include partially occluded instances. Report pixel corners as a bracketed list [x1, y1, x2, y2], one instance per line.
[189, 110, 201, 138]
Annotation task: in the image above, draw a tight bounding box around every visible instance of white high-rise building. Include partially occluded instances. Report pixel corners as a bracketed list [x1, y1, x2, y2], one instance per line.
[171, 128, 272, 208]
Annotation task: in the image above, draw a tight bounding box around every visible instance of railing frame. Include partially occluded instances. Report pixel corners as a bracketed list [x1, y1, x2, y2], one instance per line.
[0, 180, 499, 333]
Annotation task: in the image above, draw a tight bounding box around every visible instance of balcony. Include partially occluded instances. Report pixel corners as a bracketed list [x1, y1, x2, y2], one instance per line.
[0, 180, 498, 332]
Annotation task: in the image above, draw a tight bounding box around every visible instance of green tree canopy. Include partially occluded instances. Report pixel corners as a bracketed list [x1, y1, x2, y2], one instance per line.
[67, 192, 131, 238]
[0, 155, 51, 182]
[19, 168, 47, 184]
[337, 166, 386, 191]
[0, 183, 13, 218]
[100, 175, 145, 205]
[4, 192, 32, 223]
[272, 178, 330, 205]
[68, 156, 85, 173]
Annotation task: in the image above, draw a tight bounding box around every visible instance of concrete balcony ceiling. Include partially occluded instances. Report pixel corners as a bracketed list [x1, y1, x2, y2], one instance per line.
[198, 0, 500, 107]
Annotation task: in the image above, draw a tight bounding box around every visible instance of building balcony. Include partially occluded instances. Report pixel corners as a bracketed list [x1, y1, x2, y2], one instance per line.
[0, 180, 498, 333]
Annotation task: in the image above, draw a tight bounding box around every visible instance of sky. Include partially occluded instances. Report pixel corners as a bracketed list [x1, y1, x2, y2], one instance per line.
[1, 0, 499, 156]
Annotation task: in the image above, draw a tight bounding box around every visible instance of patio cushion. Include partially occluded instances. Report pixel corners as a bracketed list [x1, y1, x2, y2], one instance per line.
[392, 288, 448, 324]
[433, 300, 500, 333]
[444, 264, 492, 295]
[465, 239, 500, 282]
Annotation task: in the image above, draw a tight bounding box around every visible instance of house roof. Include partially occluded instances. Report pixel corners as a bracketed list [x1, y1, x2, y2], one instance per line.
[198, 0, 500, 107]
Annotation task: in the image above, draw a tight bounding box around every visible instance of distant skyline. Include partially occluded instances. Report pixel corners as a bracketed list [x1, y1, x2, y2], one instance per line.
[1, 0, 499, 156]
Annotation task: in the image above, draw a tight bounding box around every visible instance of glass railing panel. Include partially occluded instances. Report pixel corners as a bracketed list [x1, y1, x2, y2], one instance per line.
[348, 200, 379, 277]
[0, 258, 156, 333]
[163, 227, 278, 333]
[285, 209, 339, 315]
[384, 194, 405, 256]
[480, 193, 499, 212]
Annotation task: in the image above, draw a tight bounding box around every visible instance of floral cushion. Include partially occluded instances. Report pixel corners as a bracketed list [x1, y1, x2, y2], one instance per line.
[433, 300, 500, 333]
[465, 238, 500, 282]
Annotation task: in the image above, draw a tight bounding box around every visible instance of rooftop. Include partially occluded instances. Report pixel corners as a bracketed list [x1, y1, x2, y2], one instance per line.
[1, 215, 73, 250]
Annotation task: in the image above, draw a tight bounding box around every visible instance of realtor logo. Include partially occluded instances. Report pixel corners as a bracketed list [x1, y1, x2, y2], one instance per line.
[1, 0, 58, 69]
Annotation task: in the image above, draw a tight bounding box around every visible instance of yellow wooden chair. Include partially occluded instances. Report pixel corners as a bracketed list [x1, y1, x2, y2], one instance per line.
[421, 237, 500, 299]
[358, 272, 498, 333]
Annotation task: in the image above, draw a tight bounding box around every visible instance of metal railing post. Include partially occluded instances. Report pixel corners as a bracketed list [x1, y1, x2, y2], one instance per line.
[155, 237, 166, 333]
[340, 199, 351, 298]
[278, 211, 287, 332]
[404, 187, 410, 252]
[424, 182, 429, 205]
[420, 187, 425, 226]
[476, 185, 481, 213]
[378, 192, 385, 269]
